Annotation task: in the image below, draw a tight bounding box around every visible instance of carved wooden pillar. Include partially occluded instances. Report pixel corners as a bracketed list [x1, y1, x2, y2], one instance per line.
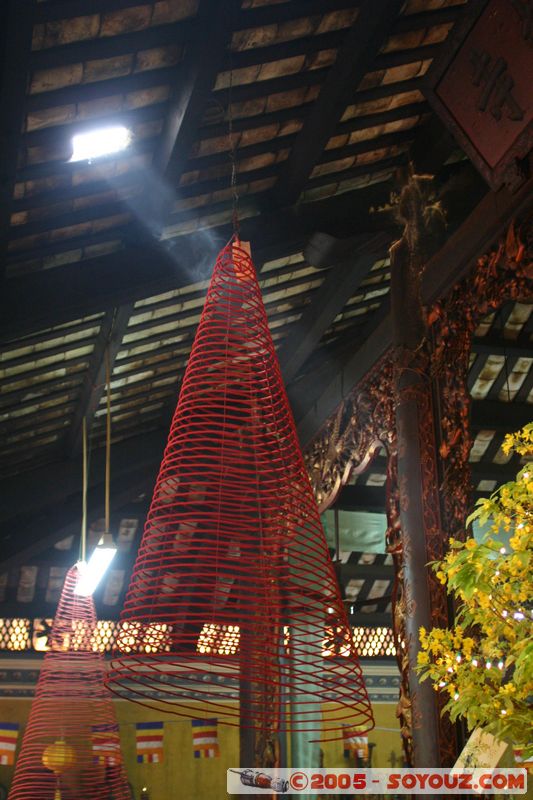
[384, 441, 413, 766]
[303, 209, 532, 769]
[390, 176, 451, 767]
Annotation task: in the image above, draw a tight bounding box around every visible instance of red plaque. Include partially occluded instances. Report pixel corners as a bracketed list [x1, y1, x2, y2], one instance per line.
[425, 0, 532, 189]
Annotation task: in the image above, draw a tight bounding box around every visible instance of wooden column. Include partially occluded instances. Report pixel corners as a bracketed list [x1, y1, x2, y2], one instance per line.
[390, 176, 449, 767]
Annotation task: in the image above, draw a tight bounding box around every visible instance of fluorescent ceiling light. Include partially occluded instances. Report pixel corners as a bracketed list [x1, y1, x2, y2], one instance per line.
[69, 125, 131, 163]
[75, 535, 117, 596]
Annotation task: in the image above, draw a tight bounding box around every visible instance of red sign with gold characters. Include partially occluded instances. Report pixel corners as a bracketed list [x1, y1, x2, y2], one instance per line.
[425, 0, 532, 189]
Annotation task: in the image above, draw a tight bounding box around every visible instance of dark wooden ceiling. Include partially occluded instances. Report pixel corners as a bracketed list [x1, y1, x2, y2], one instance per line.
[0, 0, 530, 631]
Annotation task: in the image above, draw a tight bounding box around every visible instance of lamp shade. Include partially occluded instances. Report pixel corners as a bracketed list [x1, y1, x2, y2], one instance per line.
[107, 239, 373, 741]
[9, 565, 130, 800]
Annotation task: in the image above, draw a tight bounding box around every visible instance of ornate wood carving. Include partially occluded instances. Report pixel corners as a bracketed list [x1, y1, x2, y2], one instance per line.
[431, 217, 533, 543]
[304, 355, 395, 513]
[304, 355, 415, 764]
[303, 198, 532, 767]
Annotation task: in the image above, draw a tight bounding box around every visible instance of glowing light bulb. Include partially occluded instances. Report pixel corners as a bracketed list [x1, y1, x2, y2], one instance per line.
[472, 659, 478, 667]
[69, 125, 131, 162]
[486, 661, 492, 669]
[75, 534, 117, 596]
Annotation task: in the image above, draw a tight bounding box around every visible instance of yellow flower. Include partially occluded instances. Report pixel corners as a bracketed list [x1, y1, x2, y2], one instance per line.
[418, 651, 430, 665]
[465, 539, 477, 550]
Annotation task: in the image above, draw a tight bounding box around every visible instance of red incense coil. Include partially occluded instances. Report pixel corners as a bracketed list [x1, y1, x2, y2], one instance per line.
[107, 239, 374, 741]
[9, 565, 130, 800]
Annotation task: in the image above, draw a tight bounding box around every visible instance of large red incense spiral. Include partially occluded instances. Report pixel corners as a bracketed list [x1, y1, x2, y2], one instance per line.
[107, 239, 373, 741]
[9, 565, 130, 800]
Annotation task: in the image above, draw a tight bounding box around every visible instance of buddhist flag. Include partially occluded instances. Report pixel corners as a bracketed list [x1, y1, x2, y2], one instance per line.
[136, 722, 164, 764]
[0, 722, 19, 765]
[342, 724, 368, 760]
[192, 719, 219, 758]
[92, 723, 121, 766]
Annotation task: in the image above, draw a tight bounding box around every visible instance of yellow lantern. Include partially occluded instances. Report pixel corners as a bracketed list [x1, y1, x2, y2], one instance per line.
[42, 739, 77, 774]
[42, 740, 77, 800]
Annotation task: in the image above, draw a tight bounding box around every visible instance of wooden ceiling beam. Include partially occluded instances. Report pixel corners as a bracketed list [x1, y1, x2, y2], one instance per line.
[471, 332, 532, 359]
[1, 181, 394, 340]
[1, 243, 176, 341]
[336, 100, 428, 137]
[0, 465, 154, 576]
[409, 113, 457, 175]
[228, 6, 459, 72]
[278, 232, 390, 384]
[0, 1, 37, 280]
[66, 305, 134, 457]
[339, 561, 394, 580]
[271, 0, 406, 206]
[471, 460, 524, 485]
[214, 47, 435, 109]
[176, 151, 403, 202]
[0, 429, 166, 528]
[297, 179, 533, 444]
[8, 199, 134, 241]
[11, 170, 147, 213]
[234, 0, 356, 29]
[26, 48, 428, 121]
[30, 19, 196, 71]
[199, 78, 425, 140]
[35, 0, 148, 22]
[185, 100, 426, 174]
[154, 0, 235, 184]
[227, 29, 346, 70]
[471, 400, 532, 433]
[0, 407, 521, 571]
[317, 129, 416, 165]
[5, 225, 135, 270]
[303, 154, 406, 191]
[393, 5, 462, 33]
[25, 67, 178, 113]
[36, 0, 355, 26]
[515, 366, 533, 403]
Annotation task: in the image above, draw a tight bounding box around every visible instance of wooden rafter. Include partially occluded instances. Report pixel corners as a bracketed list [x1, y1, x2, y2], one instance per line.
[0, 0, 36, 280]
[272, 0, 405, 205]
[1, 181, 395, 340]
[154, 0, 235, 187]
[297, 179, 533, 444]
[279, 232, 390, 385]
[66, 305, 134, 456]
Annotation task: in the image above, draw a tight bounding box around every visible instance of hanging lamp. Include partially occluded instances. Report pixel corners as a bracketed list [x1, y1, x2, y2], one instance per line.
[107, 238, 373, 741]
[8, 564, 130, 800]
[75, 354, 117, 597]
